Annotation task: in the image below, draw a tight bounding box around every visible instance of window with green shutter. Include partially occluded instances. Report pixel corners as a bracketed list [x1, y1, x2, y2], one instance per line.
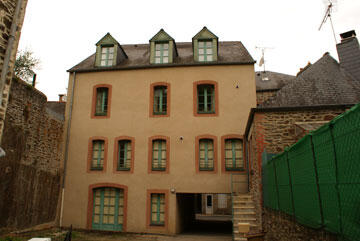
[150, 193, 165, 225]
[152, 139, 166, 171]
[155, 43, 169, 64]
[197, 84, 215, 114]
[225, 139, 243, 170]
[117, 140, 131, 171]
[92, 187, 124, 231]
[100, 46, 115, 66]
[91, 140, 105, 170]
[95, 87, 108, 116]
[153, 86, 167, 115]
[198, 40, 213, 62]
[199, 139, 214, 171]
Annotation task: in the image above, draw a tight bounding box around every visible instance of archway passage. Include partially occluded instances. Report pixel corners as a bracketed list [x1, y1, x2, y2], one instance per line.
[92, 187, 124, 231]
[176, 193, 232, 235]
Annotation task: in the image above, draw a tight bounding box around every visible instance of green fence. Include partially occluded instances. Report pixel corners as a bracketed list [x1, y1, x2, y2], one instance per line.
[262, 103, 360, 241]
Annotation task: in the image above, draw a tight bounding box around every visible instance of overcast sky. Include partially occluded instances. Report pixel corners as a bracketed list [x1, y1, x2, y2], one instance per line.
[18, 0, 360, 101]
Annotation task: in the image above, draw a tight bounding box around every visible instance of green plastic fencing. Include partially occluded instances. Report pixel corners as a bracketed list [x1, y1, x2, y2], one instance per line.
[262, 103, 360, 241]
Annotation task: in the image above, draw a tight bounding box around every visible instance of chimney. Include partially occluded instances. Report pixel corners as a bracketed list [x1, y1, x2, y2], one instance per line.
[59, 94, 65, 102]
[336, 30, 360, 81]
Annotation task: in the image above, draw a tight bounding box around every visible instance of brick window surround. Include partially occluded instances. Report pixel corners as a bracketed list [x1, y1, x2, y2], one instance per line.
[146, 189, 169, 230]
[113, 136, 135, 174]
[221, 134, 246, 173]
[148, 136, 170, 174]
[87, 136, 108, 173]
[193, 80, 219, 117]
[86, 183, 128, 231]
[149, 82, 171, 117]
[195, 134, 218, 173]
[91, 84, 112, 119]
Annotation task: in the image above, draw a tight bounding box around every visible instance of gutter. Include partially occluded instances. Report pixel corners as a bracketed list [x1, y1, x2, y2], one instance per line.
[244, 103, 355, 139]
[0, 0, 23, 106]
[60, 72, 76, 227]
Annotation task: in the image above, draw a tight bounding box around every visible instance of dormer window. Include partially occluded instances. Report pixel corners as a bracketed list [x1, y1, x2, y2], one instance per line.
[100, 46, 114, 66]
[150, 29, 178, 64]
[198, 40, 213, 62]
[155, 43, 169, 64]
[192, 27, 218, 62]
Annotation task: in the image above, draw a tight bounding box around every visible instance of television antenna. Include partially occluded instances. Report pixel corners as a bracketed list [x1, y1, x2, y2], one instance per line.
[255, 46, 274, 72]
[318, 0, 338, 44]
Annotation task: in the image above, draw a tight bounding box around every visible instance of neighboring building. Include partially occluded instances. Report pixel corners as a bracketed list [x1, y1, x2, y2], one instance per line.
[0, 0, 28, 143]
[61, 27, 257, 235]
[245, 31, 360, 240]
[255, 71, 295, 105]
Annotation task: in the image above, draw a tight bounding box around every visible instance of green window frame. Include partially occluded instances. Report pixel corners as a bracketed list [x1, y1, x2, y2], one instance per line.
[117, 140, 131, 171]
[198, 40, 213, 62]
[150, 193, 165, 226]
[100, 46, 115, 66]
[92, 187, 124, 231]
[153, 86, 167, 115]
[199, 139, 214, 171]
[152, 139, 166, 171]
[155, 42, 169, 64]
[197, 84, 215, 114]
[91, 140, 105, 170]
[95, 87, 108, 116]
[225, 139, 244, 171]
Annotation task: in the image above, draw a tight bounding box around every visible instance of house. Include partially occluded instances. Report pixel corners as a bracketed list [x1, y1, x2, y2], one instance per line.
[245, 30, 360, 240]
[60, 27, 258, 235]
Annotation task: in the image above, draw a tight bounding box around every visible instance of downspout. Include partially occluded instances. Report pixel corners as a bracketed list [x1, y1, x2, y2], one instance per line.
[60, 72, 76, 227]
[0, 0, 24, 106]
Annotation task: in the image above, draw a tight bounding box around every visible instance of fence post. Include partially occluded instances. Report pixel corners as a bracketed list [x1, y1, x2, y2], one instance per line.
[310, 135, 324, 227]
[286, 151, 296, 219]
[329, 124, 343, 234]
[273, 160, 280, 210]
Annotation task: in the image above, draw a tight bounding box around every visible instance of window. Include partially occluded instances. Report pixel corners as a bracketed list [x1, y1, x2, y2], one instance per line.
[155, 43, 169, 64]
[91, 140, 105, 170]
[150, 193, 165, 225]
[95, 87, 108, 116]
[117, 140, 131, 170]
[198, 40, 213, 62]
[100, 46, 114, 66]
[92, 84, 112, 119]
[197, 84, 214, 114]
[199, 139, 214, 171]
[152, 139, 166, 171]
[225, 139, 243, 170]
[92, 187, 124, 231]
[154, 86, 167, 115]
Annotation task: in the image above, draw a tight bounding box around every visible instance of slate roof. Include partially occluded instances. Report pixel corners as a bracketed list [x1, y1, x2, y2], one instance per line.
[261, 53, 360, 107]
[68, 41, 255, 72]
[255, 71, 295, 91]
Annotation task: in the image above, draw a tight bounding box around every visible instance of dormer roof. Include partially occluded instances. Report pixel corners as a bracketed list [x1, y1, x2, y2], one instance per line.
[150, 29, 175, 42]
[192, 26, 218, 40]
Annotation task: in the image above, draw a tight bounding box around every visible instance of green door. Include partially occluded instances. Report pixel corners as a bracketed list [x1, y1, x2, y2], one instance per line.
[92, 187, 124, 231]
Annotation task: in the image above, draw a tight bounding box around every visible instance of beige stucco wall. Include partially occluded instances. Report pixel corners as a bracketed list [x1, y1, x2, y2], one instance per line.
[61, 64, 256, 234]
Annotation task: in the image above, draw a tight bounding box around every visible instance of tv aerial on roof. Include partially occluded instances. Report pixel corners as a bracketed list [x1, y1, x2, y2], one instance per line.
[319, 0, 338, 44]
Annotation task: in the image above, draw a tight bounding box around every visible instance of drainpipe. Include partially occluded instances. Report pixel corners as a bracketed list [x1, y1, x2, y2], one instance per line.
[60, 72, 76, 227]
[0, 0, 24, 106]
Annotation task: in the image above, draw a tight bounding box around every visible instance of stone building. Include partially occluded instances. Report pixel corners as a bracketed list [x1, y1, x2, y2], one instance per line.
[61, 27, 259, 238]
[245, 30, 360, 240]
[0, 0, 28, 143]
[0, 77, 64, 229]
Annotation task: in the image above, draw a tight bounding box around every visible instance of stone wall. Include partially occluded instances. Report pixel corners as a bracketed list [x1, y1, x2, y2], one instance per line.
[256, 90, 277, 106]
[0, 0, 28, 142]
[0, 77, 63, 229]
[263, 208, 338, 241]
[247, 107, 347, 237]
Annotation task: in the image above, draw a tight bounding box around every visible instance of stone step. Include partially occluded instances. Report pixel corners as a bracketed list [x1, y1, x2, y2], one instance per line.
[234, 217, 257, 221]
[233, 200, 253, 205]
[233, 205, 255, 209]
[234, 237, 247, 241]
[234, 211, 256, 215]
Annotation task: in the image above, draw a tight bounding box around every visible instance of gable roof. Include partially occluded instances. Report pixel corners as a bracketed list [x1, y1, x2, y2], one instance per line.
[150, 29, 175, 42]
[192, 26, 218, 40]
[68, 41, 255, 72]
[255, 71, 295, 91]
[96, 33, 120, 46]
[261, 53, 360, 107]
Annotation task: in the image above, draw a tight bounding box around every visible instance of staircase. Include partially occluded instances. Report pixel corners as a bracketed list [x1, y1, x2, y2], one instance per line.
[232, 193, 259, 241]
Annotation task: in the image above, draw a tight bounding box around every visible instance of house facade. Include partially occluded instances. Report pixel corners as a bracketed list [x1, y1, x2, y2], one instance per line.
[61, 27, 257, 234]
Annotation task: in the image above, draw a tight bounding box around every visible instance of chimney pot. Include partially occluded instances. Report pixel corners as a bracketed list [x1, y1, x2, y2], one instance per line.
[340, 30, 356, 42]
[59, 94, 64, 102]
